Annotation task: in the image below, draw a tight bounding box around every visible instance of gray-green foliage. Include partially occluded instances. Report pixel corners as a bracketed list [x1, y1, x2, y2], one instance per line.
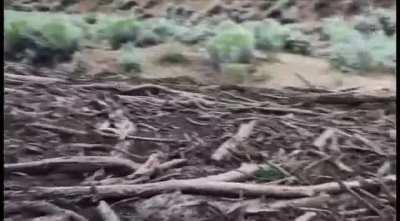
[4, 10, 82, 63]
[151, 18, 188, 42]
[330, 31, 396, 73]
[119, 43, 143, 73]
[284, 29, 311, 55]
[253, 20, 291, 52]
[98, 18, 142, 49]
[207, 21, 255, 66]
[322, 17, 363, 43]
[373, 8, 396, 36]
[135, 29, 163, 47]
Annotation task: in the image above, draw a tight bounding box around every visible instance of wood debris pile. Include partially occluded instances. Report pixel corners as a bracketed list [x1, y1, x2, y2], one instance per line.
[4, 62, 396, 221]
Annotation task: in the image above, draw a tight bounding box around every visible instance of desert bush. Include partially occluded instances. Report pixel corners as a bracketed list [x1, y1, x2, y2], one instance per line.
[99, 18, 142, 49]
[29, 22, 81, 63]
[118, 43, 143, 73]
[4, 10, 82, 63]
[176, 24, 213, 45]
[135, 29, 163, 47]
[373, 8, 396, 36]
[353, 15, 381, 34]
[150, 18, 187, 41]
[330, 31, 396, 73]
[253, 19, 291, 52]
[4, 20, 31, 59]
[321, 17, 362, 43]
[284, 30, 311, 55]
[207, 21, 255, 67]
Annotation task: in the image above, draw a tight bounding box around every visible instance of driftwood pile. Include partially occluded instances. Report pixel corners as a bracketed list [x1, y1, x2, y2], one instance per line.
[4, 62, 396, 221]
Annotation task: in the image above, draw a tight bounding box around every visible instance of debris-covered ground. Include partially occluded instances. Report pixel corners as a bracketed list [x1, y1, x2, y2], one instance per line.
[4, 61, 396, 221]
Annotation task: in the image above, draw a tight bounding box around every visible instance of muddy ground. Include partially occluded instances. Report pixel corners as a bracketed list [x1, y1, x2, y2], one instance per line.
[4, 61, 396, 220]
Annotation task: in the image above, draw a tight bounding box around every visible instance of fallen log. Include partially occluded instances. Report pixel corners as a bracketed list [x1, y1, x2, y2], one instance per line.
[20, 175, 395, 200]
[5, 156, 140, 174]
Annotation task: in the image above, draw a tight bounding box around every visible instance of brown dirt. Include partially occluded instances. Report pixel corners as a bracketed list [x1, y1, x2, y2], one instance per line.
[75, 44, 396, 92]
[4, 61, 396, 220]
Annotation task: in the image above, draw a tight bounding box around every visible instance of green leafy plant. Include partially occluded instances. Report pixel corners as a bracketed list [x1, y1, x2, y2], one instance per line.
[118, 43, 143, 73]
[255, 165, 286, 182]
[207, 21, 255, 67]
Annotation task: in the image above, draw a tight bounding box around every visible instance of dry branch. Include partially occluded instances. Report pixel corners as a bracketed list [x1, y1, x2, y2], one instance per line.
[212, 120, 257, 161]
[294, 92, 396, 104]
[127, 152, 162, 179]
[97, 201, 121, 221]
[193, 163, 262, 182]
[5, 73, 65, 84]
[4, 201, 88, 221]
[21, 175, 395, 200]
[5, 156, 140, 174]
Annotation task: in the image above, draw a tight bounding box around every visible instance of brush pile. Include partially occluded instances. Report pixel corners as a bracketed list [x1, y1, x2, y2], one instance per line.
[4, 62, 396, 221]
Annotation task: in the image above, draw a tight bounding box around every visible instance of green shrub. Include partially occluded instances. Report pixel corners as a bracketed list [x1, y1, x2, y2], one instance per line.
[322, 17, 363, 43]
[4, 20, 31, 58]
[330, 31, 396, 73]
[118, 43, 143, 73]
[373, 8, 396, 36]
[151, 18, 188, 41]
[176, 24, 212, 45]
[4, 10, 82, 63]
[31, 22, 81, 60]
[207, 22, 255, 66]
[253, 20, 291, 52]
[100, 18, 142, 49]
[284, 30, 311, 55]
